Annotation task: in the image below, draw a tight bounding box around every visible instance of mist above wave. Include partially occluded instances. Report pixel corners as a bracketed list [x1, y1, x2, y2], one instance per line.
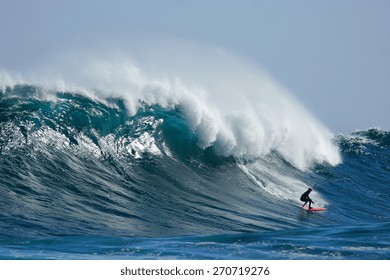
[0, 46, 341, 170]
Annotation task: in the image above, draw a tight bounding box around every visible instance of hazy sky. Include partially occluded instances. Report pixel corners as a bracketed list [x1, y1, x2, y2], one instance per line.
[1, 0, 389, 133]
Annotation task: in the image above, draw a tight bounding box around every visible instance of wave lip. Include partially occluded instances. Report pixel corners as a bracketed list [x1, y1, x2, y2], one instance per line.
[1, 49, 341, 171]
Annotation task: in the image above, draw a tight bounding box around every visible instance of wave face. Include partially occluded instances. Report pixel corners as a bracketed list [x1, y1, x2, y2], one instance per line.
[0, 79, 388, 258]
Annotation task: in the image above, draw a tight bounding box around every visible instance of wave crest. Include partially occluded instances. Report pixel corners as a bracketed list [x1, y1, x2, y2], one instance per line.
[1, 50, 341, 170]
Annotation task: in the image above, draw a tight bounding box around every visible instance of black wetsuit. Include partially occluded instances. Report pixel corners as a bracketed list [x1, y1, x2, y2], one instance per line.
[300, 189, 313, 208]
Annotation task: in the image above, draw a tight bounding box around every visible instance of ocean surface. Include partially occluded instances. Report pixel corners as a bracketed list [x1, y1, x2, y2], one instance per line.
[0, 80, 389, 260]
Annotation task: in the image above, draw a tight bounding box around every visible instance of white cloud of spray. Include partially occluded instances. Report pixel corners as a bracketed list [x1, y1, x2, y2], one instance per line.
[0, 44, 341, 171]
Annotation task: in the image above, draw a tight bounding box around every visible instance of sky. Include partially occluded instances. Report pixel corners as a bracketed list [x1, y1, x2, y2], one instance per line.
[0, 0, 389, 133]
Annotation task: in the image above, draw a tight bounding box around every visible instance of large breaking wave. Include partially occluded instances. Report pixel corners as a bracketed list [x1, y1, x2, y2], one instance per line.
[0, 51, 346, 238]
[1, 51, 389, 260]
[0, 51, 341, 169]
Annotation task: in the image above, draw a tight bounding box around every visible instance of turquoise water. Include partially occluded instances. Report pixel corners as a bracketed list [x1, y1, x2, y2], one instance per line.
[0, 85, 389, 259]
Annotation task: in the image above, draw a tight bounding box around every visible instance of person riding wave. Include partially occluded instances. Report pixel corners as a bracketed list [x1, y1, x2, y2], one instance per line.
[300, 188, 314, 209]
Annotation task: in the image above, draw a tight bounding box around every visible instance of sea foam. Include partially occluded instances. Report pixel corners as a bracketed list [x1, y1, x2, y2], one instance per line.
[0, 47, 341, 170]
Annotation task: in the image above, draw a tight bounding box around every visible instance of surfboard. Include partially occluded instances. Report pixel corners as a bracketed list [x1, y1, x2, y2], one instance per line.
[303, 206, 327, 211]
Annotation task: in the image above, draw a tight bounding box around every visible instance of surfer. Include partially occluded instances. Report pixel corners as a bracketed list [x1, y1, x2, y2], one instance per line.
[300, 188, 314, 209]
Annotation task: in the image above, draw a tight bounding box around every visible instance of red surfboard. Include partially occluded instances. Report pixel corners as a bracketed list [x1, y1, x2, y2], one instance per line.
[303, 206, 327, 211]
